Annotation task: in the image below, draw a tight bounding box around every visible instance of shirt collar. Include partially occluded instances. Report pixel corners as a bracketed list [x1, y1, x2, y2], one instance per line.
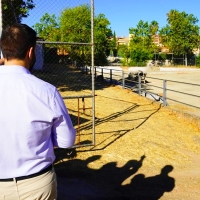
[0, 65, 31, 74]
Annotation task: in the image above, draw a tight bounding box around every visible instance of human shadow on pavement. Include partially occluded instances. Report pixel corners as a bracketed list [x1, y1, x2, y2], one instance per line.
[54, 154, 175, 199]
[120, 165, 175, 199]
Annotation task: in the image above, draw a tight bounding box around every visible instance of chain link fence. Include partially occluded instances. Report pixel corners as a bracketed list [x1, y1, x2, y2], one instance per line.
[0, 0, 95, 148]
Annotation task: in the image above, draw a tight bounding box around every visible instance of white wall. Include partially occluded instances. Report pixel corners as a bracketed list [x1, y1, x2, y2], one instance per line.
[33, 44, 44, 70]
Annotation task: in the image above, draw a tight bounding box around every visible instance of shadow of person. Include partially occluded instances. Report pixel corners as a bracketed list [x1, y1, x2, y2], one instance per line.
[121, 165, 175, 199]
[55, 155, 103, 199]
[96, 155, 146, 187]
[55, 155, 146, 199]
[54, 147, 77, 164]
[55, 154, 101, 178]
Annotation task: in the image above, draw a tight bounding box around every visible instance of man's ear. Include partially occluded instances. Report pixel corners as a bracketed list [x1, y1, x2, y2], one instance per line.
[0, 58, 4, 65]
[28, 47, 34, 59]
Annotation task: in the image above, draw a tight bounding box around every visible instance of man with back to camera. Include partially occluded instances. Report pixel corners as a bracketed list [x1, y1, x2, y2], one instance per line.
[0, 23, 76, 199]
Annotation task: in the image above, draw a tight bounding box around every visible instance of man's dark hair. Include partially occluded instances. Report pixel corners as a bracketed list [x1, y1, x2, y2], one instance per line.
[0, 23, 37, 60]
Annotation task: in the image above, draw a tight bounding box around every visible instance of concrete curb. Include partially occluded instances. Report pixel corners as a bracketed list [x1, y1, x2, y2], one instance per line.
[160, 67, 200, 72]
[163, 107, 200, 129]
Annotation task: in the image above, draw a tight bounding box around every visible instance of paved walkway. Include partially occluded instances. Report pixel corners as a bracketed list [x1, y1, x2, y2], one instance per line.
[146, 69, 200, 118]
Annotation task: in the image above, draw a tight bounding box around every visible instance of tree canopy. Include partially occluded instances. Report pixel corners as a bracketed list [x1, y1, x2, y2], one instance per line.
[123, 10, 200, 66]
[33, 13, 60, 41]
[34, 4, 113, 66]
[59, 4, 91, 43]
[109, 31, 117, 57]
[2, 0, 35, 28]
[32, 4, 200, 67]
[160, 9, 200, 65]
[127, 20, 159, 65]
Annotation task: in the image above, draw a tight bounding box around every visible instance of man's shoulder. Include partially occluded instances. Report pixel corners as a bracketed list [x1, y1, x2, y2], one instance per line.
[27, 74, 57, 93]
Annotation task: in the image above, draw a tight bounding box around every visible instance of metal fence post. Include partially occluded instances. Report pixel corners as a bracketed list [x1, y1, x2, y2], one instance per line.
[95, 67, 96, 79]
[122, 70, 125, 89]
[91, 0, 95, 146]
[163, 80, 167, 106]
[85, 66, 88, 74]
[110, 69, 112, 83]
[138, 75, 141, 95]
[101, 68, 103, 78]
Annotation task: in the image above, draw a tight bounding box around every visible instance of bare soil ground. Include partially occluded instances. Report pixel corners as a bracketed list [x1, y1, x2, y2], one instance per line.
[54, 81, 200, 199]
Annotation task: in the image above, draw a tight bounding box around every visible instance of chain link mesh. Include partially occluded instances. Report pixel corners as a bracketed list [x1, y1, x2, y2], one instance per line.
[1, 0, 95, 147]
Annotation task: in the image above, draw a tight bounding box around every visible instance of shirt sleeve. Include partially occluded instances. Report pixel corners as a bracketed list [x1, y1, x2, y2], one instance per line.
[52, 89, 76, 148]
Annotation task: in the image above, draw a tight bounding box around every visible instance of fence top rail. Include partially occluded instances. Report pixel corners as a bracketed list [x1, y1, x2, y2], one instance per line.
[146, 84, 163, 89]
[37, 41, 92, 46]
[62, 95, 94, 99]
[87, 65, 200, 87]
[91, 66, 123, 72]
[147, 76, 200, 86]
[166, 88, 200, 98]
[166, 97, 200, 109]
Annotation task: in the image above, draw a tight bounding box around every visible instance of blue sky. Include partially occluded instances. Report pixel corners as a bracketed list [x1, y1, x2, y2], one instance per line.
[22, 0, 200, 37]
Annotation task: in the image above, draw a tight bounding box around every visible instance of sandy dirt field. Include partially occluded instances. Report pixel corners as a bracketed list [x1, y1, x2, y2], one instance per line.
[54, 81, 200, 199]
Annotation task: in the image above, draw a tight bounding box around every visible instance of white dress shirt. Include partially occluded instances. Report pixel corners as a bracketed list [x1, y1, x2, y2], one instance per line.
[0, 65, 76, 178]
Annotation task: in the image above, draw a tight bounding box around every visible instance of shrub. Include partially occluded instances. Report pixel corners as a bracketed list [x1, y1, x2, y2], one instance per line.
[196, 55, 200, 67]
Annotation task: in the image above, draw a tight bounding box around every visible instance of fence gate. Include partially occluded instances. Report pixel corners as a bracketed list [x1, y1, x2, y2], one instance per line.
[0, 0, 95, 148]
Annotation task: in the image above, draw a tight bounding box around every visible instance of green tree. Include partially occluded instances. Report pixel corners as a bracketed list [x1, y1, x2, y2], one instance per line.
[129, 20, 150, 47]
[59, 4, 91, 66]
[149, 20, 159, 35]
[94, 13, 112, 65]
[160, 10, 200, 66]
[196, 55, 200, 67]
[128, 20, 159, 65]
[118, 44, 130, 64]
[110, 31, 117, 57]
[2, 0, 35, 28]
[59, 4, 91, 43]
[35, 4, 112, 66]
[33, 13, 60, 41]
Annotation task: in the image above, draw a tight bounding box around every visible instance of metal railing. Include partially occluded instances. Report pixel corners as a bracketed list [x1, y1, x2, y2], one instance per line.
[81, 66, 200, 110]
[143, 76, 200, 109]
